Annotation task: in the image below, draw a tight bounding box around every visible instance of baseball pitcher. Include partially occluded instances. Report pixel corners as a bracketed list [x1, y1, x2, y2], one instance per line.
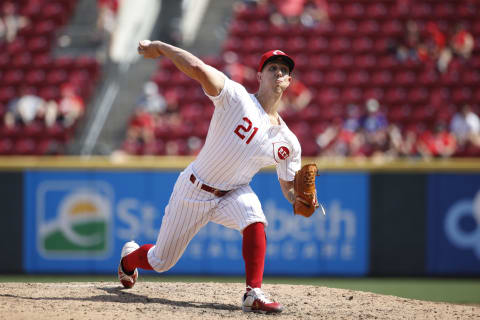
[118, 40, 322, 314]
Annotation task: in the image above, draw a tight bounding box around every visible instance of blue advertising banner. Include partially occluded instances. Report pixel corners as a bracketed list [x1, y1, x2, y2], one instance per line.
[24, 170, 369, 275]
[427, 174, 480, 274]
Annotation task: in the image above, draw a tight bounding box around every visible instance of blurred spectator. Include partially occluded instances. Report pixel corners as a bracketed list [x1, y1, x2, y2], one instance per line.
[450, 104, 480, 152]
[163, 88, 180, 115]
[451, 24, 475, 60]
[279, 78, 312, 112]
[385, 123, 404, 158]
[424, 22, 452, 73]
[187, 136, 203, 155]
[136, 81, 167, 114]
[270, 0, 328, 28]
[237, 0, 269, 9]
[300, 0, 329, 28]
[52, 84, 85, 128]
[399, 125, 420, 157]
[223, 51, 256, 85]
[316, 118, 345, 156]
[390, 20, 422, 63]
[362, 98, 389, 158]
[4, 93, 46, 128]
[95, 0, 119, 61]
[433, 123, 457, 158]
[343, 104, 363, 133]
[363, 98, 388, 133]
[97, 0, 119, 37]
[425, 22, 447, 56]
[417, 123, 457, 159]
[124, 108, 156, 154]
[0, 1, 29, 43]
[391, 20, 454, 73]
[436, 45, 453, 74]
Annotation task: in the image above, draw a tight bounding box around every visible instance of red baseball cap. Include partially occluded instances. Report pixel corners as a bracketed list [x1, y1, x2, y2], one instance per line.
[258, 50, 295, 73]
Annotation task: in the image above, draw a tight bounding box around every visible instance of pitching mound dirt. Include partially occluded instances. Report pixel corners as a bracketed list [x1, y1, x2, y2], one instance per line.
[0, 282, 478, 320]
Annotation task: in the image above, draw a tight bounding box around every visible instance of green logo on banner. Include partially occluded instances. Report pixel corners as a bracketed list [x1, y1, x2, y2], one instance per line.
[40, 189, 111, 255]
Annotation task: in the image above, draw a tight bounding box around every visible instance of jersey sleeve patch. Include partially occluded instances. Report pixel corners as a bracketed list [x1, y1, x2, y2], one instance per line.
[272, 142, 291, 163]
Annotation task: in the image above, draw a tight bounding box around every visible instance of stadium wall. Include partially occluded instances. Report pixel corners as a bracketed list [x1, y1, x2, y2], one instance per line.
[1, 156, 479, 276]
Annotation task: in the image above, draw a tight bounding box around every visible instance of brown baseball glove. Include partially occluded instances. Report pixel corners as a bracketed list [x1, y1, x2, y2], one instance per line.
[293, 163, 320, 218]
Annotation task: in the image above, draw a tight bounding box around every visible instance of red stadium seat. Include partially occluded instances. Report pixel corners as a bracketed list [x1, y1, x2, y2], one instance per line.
[45, 69, 68, 86]
[249, 20, 269, 37]
[6, 38, 25, 55]
[32, 54, 54, 71]
[371, 70, 392, 87]
[365, 3, 387, 19]
[302, 70, 324, 88]
[330, 37, 351, 53]
[0, 138, 13, 155]
[54, 56, 75, 71]
[323, 70, 346, 86]
[354, 55, 376, 70]
[285, 37, 307, 54]
[243, 36, 264, 53]
[394, 71, 416, 86]
[357, 20, 379, 36]
[343, 3, 364, 19]
[384, 88, 407, 104]
[341, 87, 362, 103]
[433, 3, 455, 19]
[27, 36, 51, 54]
[0, 87, 17, 104]
[13, 138, 36, 155]
[228, 20, 248, 38]
[408, 88, 429, 105]
[335, 19, 357, 36]
[10, 52, 33, 71]
[41, 2, 68, 25]
[352, 37, 373, 53]
[331, 54, 353, 69]
[264, 36, 285, 51]
[381, 20, 403, 37]
[3, 70, 24, 86]
[411, 3, 432, 19]
[306, 37, 328, 53]
[388, 105, 411, 123]
[38, 86, 60, 101]
[347, 70, 369, 86]
[24, 70, 46, 87]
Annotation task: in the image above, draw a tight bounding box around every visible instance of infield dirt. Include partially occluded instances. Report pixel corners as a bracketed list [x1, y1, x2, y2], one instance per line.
[0, 282, 478, 320]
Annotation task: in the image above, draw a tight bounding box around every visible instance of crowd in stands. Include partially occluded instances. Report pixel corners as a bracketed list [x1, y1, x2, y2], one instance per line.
[0, 1, 30, 43]
[389, 20, 475, 74]
[0, 0, 101, 155]
[240, 0, 329, 29]
[2, 0, 477, 160]
[120, 0, 480, 160]
[316, 99, 480, 159]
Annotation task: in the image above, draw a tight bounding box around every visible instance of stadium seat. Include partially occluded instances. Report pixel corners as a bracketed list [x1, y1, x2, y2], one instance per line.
[0, 138, 13, 155]
[13, 138, 36, 155]
[122, 0, 480, 157]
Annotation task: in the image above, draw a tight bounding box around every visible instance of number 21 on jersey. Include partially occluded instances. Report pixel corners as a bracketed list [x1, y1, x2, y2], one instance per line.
[234, 117, 258, 144]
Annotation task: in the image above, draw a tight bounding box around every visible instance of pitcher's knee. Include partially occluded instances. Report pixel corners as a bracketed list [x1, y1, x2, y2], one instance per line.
[147, 247, 177, 273]
[151, 261, 175, 273]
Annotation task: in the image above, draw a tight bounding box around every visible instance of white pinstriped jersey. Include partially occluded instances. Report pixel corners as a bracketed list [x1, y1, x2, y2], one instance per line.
[191, 77, 302, 191]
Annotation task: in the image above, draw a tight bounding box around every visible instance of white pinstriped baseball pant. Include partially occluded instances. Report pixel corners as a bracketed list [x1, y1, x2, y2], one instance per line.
[147, 165, 267, 272]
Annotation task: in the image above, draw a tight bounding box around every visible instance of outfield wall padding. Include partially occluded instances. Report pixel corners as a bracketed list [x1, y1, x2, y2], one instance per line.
[0, 172, 23, 273]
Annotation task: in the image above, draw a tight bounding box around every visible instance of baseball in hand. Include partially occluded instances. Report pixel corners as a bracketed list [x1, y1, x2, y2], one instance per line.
[140, 40, 151, 46]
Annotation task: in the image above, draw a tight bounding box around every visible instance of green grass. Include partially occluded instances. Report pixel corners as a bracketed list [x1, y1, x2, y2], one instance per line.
[1, 275, 479, 304]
